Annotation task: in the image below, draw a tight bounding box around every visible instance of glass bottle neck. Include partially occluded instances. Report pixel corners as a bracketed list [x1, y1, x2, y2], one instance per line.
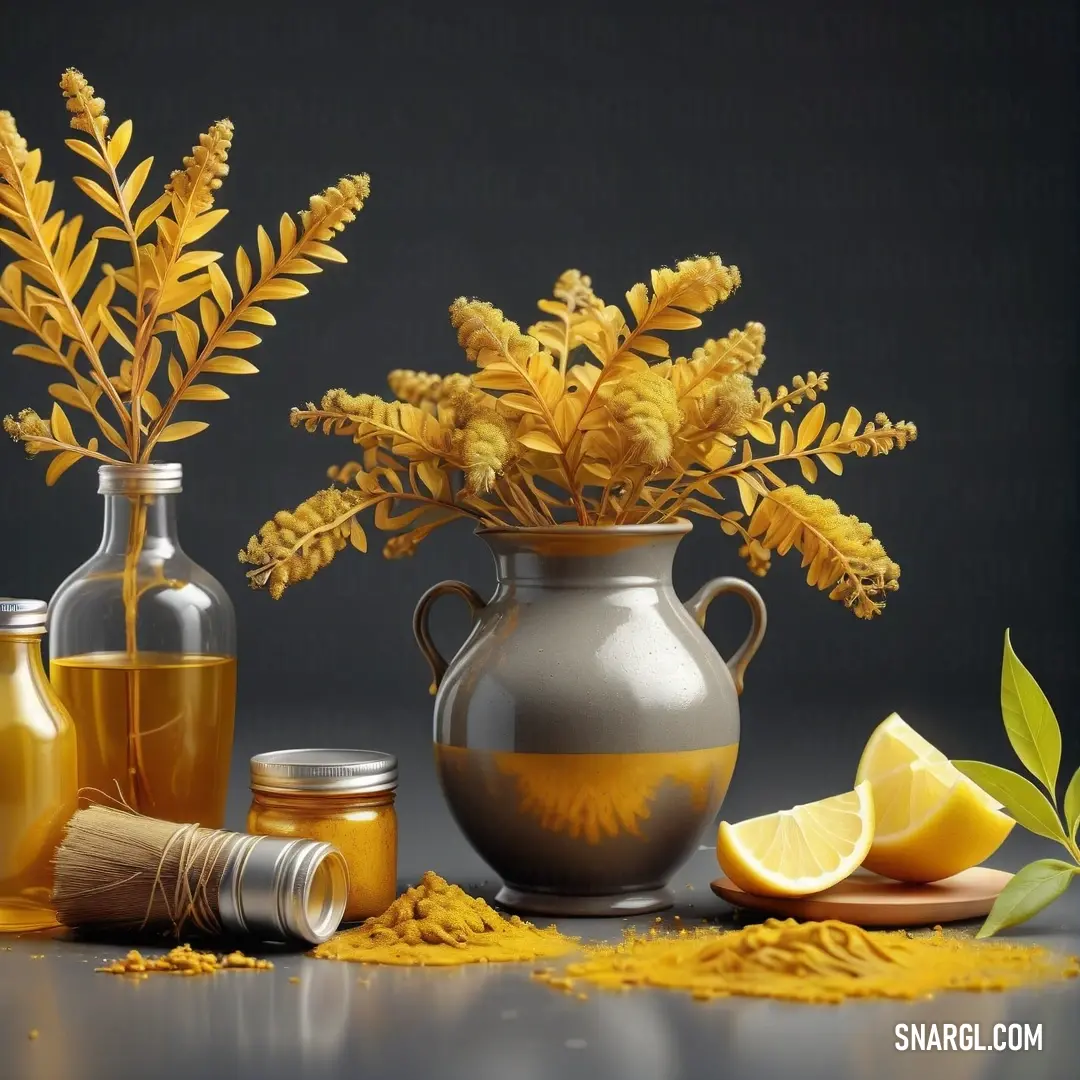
[0, 632, 46, 679]
[98, 492, 181, 558]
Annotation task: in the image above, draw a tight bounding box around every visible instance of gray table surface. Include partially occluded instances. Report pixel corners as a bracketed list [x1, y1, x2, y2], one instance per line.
[3, 714, 1078, 1080]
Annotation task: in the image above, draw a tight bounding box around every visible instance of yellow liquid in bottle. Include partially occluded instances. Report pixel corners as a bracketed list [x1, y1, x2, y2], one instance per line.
[50, 652, 236, 827]
[0, 636, 77, 932]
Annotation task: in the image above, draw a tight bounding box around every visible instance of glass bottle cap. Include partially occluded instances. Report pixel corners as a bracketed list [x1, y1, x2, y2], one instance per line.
[0, 598, 48, 631]
[250, 749, 398, 795]
[98, 463, 183, 495]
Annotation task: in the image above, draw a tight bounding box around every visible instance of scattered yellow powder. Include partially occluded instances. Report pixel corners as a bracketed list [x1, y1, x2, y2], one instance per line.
[312, 871, 577, 967]
[96, 944, 274, 976]
[535, 918, 1080, 1004]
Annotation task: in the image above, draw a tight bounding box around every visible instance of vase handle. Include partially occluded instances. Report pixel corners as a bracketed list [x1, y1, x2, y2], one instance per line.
[684, 577, 767, 696]
[413, 580, 487, 694]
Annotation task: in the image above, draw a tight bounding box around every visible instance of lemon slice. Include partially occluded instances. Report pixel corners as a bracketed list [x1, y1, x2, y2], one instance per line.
[716, 782, 875, 897]
[856, 713, 1014, 882]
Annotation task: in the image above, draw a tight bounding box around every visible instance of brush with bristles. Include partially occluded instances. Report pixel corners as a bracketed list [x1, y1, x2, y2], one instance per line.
[52, 805, 349, 946]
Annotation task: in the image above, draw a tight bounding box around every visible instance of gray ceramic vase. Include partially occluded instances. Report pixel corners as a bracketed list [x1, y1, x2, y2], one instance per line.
[413, 520, 766, 916]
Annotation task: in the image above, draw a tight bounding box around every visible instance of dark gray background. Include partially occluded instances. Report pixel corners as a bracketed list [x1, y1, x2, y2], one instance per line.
[3, 6, 1079, 1078]
[1, 1, 1077, 779]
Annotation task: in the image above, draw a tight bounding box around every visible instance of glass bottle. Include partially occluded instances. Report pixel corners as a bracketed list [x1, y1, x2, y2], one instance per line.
[48, 464, 236, 827]
[247, 750, 398, 922]
[0, 599, 78, 932]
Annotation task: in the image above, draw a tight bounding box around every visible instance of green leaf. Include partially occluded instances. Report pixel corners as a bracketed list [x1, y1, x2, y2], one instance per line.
[1064, 766, 1080, 843]
[952, 760, 1068, 844]
[1001, 628, 1061, 798]
[976, 859, 1078, 938]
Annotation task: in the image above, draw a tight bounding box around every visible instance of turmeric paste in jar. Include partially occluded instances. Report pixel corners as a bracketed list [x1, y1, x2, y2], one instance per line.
[247, 749, 397, 922]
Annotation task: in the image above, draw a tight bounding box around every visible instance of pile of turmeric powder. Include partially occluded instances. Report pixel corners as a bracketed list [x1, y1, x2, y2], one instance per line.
[535, 918, 1080, 1004]
[97, 944, 274, 977]
[311, 874, 1078, 1000]
[311, 871, 577, 966]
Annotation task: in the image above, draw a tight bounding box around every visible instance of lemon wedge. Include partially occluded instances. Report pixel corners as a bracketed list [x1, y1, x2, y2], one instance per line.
[716, 782, 875, 897]
[856, 712, 1014, 882]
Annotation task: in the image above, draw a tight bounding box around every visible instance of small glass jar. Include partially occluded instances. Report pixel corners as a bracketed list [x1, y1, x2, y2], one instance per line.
[247, 750, 398, 923]
[0, 600, 78, 932]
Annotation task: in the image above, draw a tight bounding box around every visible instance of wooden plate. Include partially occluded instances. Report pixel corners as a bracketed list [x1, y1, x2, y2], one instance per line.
[710, 867, 1012, 927]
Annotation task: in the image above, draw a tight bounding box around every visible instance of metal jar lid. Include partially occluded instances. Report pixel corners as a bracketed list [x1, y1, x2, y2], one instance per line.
[250, 749, 398, 795]
[0, 598, 48, 632]
[98, 463, 183, 495]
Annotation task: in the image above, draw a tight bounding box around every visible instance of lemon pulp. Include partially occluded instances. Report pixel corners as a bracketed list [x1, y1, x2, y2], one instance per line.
[856, 712, 1014, 882]
[716, 782, 875, 897]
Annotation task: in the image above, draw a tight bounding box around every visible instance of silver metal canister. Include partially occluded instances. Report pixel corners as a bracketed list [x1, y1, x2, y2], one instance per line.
[216, 833, 349, 945]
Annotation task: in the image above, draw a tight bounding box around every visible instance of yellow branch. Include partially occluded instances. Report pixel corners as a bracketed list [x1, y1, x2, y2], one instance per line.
[3, 150, 131, 438]
[17, 435, 124, 466]
[744, 475, 881, 617]
[130, 134, 228, 458]
[244, 490, 482, 584]
[143, 219, 332, 456]
[291, 407, 462, 469]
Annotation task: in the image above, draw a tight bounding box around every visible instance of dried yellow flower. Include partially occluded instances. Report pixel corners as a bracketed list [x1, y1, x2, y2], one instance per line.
[645, 256, 742, 317]
[0, 111, 28, 174]
[450, 392, 516, 493]
[58, 68, 108, 136]
[300, 174, 371, 238]
[239, 486, 364, 599]
[738, 539, 772, 577]
[3, 408, 51, 453]
[607, 371, 682, 467]
[319, 388, 395, 422]
[552, 269, 603, 312]
[387, 369, 472, 410]
[167, 118, 234, 214]
[450, 298, 538, 367]
[700, 373, 757, 436]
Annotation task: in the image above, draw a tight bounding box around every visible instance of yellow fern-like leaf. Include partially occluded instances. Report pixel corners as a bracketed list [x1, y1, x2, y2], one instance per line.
[239, 486, 367, 599]
[292, 389, 452, 464]
[382, 512, 460, 559]
[754, 371, 830, 417]
[528, 270, 605, 367]
[748, 484, 899, 618]
[635, 257, 741, 327]
[669, 322, 767, 401]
